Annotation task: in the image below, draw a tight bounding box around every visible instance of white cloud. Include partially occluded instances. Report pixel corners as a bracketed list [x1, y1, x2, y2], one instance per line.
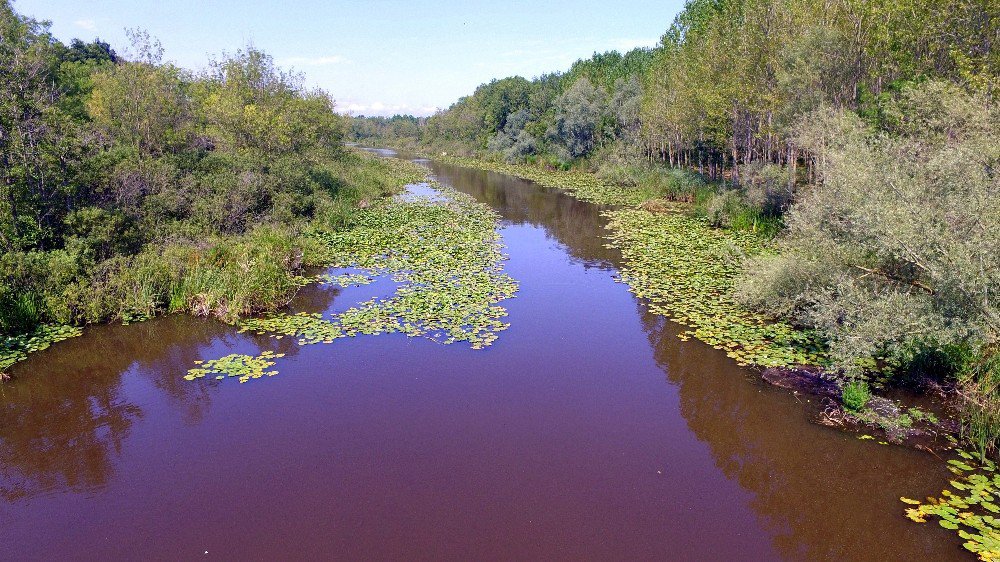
[336, 100, 438, 117]
[73, 19, 97, 31]
[280, 55, 349, 67]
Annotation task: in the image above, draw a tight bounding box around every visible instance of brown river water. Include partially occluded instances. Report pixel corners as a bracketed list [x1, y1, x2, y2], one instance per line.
[0, 152, 966, 560]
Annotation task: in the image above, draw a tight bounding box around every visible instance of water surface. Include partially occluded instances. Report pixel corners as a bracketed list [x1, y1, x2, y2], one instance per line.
[0, 155, 962, 560]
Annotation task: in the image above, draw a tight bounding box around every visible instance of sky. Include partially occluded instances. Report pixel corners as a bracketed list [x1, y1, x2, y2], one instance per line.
[15, 0, 685, 117]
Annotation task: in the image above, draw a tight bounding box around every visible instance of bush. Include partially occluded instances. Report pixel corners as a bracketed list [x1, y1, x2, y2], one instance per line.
[739, 82, 999, 373]
[842, 380, 872, 412]
[738, 81, 999, 451]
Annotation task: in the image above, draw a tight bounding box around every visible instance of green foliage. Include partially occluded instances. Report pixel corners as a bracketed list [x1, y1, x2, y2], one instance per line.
[0, 0, 431, 373]
[841, 380, 871, 412]
[605, 207, 827, 368]
[738, 82, 998, 380]
[547, 77, 605, 161]
[87, 58, 191, 155]
[902, 450, 1000, 560]
[184, 351, 283, 384]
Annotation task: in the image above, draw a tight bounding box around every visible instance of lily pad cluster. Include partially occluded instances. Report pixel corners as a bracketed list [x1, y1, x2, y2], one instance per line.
[1, 325, 84, 374]
[184, 351, 284, 383]
[314, 272, 375, 288]
[188, 183, 518, 383]
[438, 156, 645, 206]
[240, 312, 345, 344]
[604, 208, 827, 368]
[304, 185, 518, 349]
[902, 450, 1000, 560]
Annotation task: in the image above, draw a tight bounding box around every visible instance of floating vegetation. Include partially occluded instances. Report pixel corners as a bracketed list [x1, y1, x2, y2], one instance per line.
[438, 156, 645, 206]
[184, 351, 284, 384]
[604, 208, 827, 368]
[314, 272, 376, 288]
[188, 182, 518, 383]
[902, 450, 1000, 560]
[438, 156, 826, 369]
[1, 325, 84, 375]
[307, 184, 518, 349]
[240, 312, 344, 345]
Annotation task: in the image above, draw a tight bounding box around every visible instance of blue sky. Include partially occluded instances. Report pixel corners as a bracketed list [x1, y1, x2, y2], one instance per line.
[15, 0, 684, 116]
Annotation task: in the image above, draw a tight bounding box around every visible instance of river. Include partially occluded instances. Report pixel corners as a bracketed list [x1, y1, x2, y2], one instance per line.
[0, 152, 963, 560]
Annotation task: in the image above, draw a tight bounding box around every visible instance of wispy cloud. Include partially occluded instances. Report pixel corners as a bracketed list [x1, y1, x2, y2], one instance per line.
[281, 55, 349, 67]
[73, 19, 97, 31]
[336, 100, 438, 117]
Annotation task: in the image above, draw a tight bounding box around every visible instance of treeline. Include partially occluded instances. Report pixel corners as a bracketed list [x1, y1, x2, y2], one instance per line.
[0, 1, 416, 337]
[353, 0, 999, 452]
[349, 47, 656, 165]
[354, 0, 994, 174]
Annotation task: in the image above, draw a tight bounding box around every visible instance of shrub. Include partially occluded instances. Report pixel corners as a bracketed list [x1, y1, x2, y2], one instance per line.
[842, 380, 872, 412]
[739, 82, 999, 374]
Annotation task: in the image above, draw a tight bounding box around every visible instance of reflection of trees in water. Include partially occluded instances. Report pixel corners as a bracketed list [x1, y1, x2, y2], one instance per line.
[639, 305, 958, 560]
[436, 158, 955, 557]
[0, 316, 216, 502]
[432, 164, 621, 268]
[0, 274, 338, 503]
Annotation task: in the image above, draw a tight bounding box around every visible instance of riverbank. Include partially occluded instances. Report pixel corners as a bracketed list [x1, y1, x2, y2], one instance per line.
[2, 148, 966, 561]
[1, 151, 427, 377]
[432, 154, 960, 446]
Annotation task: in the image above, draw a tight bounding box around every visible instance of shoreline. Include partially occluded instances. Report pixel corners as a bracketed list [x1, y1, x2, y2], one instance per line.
[427, 152, 962, 452]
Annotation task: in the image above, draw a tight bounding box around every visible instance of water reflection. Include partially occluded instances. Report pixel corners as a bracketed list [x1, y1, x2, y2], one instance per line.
[0, 317, 209, 501]
[430, 163, 620, 268]
[0, 284, 339, 504]
[639, 305, 959, 560]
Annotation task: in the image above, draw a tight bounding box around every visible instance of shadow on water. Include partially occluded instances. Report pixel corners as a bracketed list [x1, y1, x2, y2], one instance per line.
[0, 154, 964, 560]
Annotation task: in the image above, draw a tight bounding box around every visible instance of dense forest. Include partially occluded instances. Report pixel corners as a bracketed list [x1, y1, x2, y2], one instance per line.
[0, 1, 422, 345]
[353, 0, 999, 451]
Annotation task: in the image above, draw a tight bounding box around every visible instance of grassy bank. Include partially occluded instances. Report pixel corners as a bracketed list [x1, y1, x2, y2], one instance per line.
[1, 152, 426, 376]
[437, 155, 785, 237]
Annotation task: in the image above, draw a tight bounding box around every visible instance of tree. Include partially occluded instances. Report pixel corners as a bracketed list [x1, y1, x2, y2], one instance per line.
[0, 1, 80, 252]
[547, 77, 605, 160]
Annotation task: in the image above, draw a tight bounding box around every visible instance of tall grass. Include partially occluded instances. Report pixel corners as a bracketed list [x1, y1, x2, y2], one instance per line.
[960, 347, 1000, 458]
[0, 149, 426, 337]
[596, 161, 785, 238]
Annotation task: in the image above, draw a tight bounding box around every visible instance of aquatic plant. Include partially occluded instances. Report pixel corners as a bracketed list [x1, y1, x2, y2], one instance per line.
[190, 183, 518, 382]
[240, 312, 344, 345]
[604, 207, 827, 368]
[902, 450, 1000, 560]
[1, 325, 84, 375]
[307, 185, 518, 349]
[314, 273, 375, 288]
[184, 351, 283, 384]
